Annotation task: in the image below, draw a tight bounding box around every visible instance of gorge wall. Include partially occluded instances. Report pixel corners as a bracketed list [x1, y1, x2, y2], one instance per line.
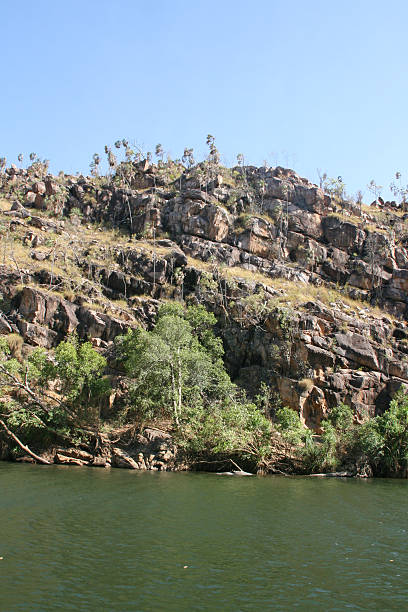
[1, 157, 408, 449]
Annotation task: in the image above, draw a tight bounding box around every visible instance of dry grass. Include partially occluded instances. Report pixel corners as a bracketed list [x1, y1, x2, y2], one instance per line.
[265, 277, 391, 319]
[224, 265, 278, 285]
[0, 205, 394, 324]
[186, 255, 212, 271]
[361, 204, 406, 219]
[328, 211, 363, 225]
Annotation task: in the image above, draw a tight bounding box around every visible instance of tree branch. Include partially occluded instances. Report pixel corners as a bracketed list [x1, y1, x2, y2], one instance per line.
[0, 418, 50, 464]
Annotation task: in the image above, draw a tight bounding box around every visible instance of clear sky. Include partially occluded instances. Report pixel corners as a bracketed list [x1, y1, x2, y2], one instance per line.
[2, 0, 407, 199]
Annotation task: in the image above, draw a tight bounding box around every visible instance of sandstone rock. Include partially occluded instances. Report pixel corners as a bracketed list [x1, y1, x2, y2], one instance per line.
[11, 201, 30, 218]
[29, 216, 57, 231]
[301, 385, 327, 431]
[305, 344, 335, 369]
[45, 179, 58, 196]
[288, 210, 323, 240]
[55, 448, 94, 462]
[32, 181, 46, 195]
[180, 235, 240, 266]
[25, 191, 37, 206]
[14, 287, 79, 340]
[390, 268, 408, 292]
[167, 198, 230, 242]
[34, 194, 44, 209]
[31, 251, 47, 261]
[334, 332, 379, 369]
[17, 320, 59, 348]
[0, 312, 12, 334]
[322, 217, 366, 253]
[77, 307, 130, 342]
[237, 230, 278, 260]
[54, 453, 88, 466]
[111, 447, 139, 469]
[92, 456, 110, 467]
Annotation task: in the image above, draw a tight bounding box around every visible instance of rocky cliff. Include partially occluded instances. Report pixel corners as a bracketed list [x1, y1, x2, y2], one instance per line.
[1, 155, 408, 468]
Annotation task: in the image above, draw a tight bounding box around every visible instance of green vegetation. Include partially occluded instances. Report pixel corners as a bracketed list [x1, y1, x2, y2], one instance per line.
[274, 395, 408, 477]
[359, 390, 408, 476]
[0, 335, 110, 460]
[117, 303, 273, 469]
[1, 303, 408, 476]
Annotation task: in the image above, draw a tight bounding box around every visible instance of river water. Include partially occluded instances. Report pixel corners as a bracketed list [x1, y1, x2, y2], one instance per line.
[0, 464, 407, 611]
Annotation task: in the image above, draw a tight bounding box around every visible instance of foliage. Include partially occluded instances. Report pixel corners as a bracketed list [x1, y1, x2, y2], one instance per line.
[0, 334, 110, 449]
[117, 305, 232, 425]
[117, 304, 274, 468]
[327, 403, 354, 432]
[275, 403, 355, 473]
[302, 421, 338, 473]
[179, 398, 272, 467]
[48, 336, 109, 408]
[359, 390, 408, 476]
[322, 175, 346, 205]
[275, 406, 307, 446]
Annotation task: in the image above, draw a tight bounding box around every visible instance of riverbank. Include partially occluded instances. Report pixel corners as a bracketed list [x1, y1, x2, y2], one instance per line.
[0, 424, 373, 477]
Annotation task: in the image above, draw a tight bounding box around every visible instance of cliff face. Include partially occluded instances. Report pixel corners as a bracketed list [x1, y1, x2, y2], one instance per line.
[1, 159, 408, 449]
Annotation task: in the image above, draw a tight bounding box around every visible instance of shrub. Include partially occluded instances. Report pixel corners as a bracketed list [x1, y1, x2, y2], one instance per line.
[359, 390, 408, 476]
[275, 406, 306, 445]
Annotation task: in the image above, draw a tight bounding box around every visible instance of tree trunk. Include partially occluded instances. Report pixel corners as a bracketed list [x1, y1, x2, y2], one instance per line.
[0, 419, 51, 464]
[177, 349, 182, 422]
[170, 364, 179, 425]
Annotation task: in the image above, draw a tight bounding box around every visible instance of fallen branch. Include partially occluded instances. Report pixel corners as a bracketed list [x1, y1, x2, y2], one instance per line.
[0, 418, 50, 464]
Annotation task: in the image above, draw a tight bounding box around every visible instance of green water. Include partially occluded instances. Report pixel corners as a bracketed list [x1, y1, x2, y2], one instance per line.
[0, 465, 407, 611]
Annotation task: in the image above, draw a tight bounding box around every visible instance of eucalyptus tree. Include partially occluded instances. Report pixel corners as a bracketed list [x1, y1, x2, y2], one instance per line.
[367, 179, 383, 204]
[155, 143, 165, 163]
[0, 335, 109, 461]
[118, 304, 231, 426]
[90, 153, 100, 177]
[390, 172, 408, 210]
[205, 134, 220, 191]
[182, 147, 195, 169]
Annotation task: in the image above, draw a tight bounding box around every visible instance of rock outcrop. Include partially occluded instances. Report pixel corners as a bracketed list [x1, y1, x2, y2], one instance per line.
[2, 158, 408, 442]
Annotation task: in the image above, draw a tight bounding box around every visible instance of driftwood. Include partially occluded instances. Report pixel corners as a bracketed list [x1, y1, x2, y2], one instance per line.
[308, 471, 353, 478]
[216, 470, 253, 476]
[0, 419, 50, 464]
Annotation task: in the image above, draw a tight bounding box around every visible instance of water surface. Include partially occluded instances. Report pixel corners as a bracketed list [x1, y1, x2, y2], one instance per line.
[0, 464, 407, 611]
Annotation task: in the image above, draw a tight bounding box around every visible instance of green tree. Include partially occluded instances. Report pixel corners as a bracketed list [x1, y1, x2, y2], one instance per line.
[0, 335, 109, 461]
[359, 390, 408, 476]
[275, 406, 307, 446]
[48, 336, 109, 410]
[118, 306, 232, 426]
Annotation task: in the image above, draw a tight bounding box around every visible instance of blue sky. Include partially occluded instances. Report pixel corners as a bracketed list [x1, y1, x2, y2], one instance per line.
[2, 0, 407, 199]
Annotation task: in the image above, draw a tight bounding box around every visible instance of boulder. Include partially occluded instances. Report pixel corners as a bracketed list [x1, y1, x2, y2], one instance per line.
[322, 216, 366, 253]
[54, 453, 88, 466]
[334, 332, 379, 369]
[25, 191, 37, 206]
[32, 181, 46, 195]
[167, 198, 231, 242]
[288, 209, 323, 240]
[179, 235, 240, 266]
[111, 447, 139, 469]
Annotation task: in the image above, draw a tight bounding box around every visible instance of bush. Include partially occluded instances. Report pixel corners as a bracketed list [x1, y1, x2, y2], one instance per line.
[327, 403, 354, 431]
[179, 399, 272, 468]
[359, 390, 408, 476]
[275, 406, 306, 446]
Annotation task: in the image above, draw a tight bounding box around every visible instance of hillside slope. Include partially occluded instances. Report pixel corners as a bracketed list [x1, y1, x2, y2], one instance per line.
[1, 152, 408, 473]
